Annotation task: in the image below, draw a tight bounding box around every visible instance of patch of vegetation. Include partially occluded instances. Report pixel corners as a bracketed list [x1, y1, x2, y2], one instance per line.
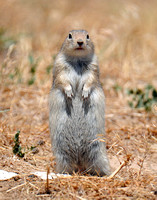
[13, 131, 25, 158]
[127, 84, 157, 111]
[28, 54, 40, 85]
[113, 83, 122, 92]
[46, 55, 56, 74]
[46, 64, 53, 74]
[13, 131, 38, 158]
[0, 28, 17, 51]
[9, 66, 23, 83]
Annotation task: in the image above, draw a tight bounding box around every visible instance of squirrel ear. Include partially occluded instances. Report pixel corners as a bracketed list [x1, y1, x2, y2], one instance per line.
[68, 33, 72, 39]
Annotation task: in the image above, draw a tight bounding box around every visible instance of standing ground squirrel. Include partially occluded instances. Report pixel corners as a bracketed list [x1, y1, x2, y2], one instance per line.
[49, 30, 110, 176]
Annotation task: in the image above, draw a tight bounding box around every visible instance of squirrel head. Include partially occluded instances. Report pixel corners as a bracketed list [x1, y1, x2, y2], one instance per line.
[61, 30, 94, 59]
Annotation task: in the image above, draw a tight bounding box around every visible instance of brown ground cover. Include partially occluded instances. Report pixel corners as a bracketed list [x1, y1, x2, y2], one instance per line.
[0, 0, 157, 199]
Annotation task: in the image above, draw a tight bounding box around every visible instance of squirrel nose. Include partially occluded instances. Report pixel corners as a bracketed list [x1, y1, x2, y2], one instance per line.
[77, 40, 84, 47]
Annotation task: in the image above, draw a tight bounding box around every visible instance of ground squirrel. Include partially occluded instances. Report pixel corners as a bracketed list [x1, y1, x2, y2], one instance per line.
[49, 30, 110, 176]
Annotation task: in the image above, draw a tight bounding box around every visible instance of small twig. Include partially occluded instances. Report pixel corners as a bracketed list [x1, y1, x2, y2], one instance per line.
[69, 193, 87, 200]
[110, 148, 121, 165]
[45, 166, 51, 194]
[28, 182, 39, 190]
[107, 141, 118, 152]
[138, 151, 148, 176]
[0, 109, 10, 113]
[36, 194, 51, 197]
[6, 182, 27, 193]
[107, 161, 126, 179]
[152, 136, 157, 142]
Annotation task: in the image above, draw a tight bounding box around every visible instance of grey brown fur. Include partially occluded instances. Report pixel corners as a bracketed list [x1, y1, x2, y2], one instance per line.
[49, 30, 110, 176]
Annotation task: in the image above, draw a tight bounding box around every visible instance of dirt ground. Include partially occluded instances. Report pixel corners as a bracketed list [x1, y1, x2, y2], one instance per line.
[0, 0, 157, 199]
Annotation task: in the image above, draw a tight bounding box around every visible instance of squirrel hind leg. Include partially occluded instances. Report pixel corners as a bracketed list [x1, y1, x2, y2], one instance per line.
[93, 159, 111, 176]
[55, 156, 76, 175]
[86, 165, 111, 177]
[84, 156, 111, 177]
[55, 161, 74, 175]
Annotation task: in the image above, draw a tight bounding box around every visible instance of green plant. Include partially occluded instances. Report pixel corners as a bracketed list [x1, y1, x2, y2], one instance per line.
[0, 28, 16, 51]
[46, 55, 56, 74]
[9, 66, 23, 83]
[46, 64, 53, 74]
[113, 83, 122, 92]
[127, 84, 157, 111]
[28, 54, 40, 85]
[13, 131, 25, 157]
[13, 131, 38, 157]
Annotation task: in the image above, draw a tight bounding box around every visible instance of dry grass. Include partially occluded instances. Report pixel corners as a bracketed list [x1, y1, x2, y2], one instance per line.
[0, 0, 157, 199]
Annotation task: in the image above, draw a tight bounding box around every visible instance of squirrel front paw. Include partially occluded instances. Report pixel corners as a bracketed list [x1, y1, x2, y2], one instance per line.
[82, 87, 90, 99]
[64, 85, 74, 99]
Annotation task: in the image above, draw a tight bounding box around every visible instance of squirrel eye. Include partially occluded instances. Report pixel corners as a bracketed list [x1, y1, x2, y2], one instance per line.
[68, 33, 72, 39]
[87, 34, 89, 39]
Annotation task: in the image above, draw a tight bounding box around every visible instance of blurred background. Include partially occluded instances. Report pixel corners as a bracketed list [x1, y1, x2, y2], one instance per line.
[1, 0, 157, 88]
[0, 1, 157, 198]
